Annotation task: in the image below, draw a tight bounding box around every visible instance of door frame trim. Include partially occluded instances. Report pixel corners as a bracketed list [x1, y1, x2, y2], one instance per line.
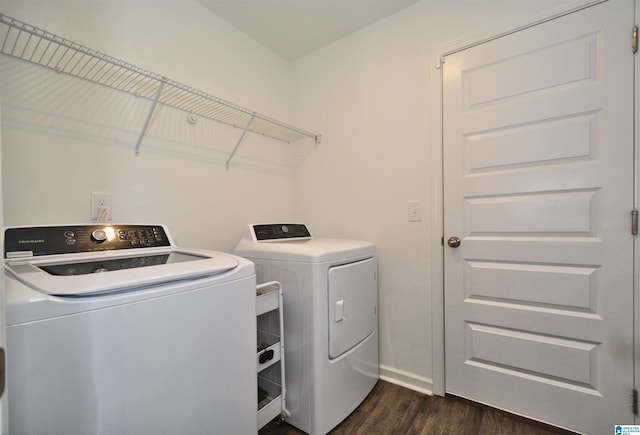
[429, 0, 609, 396]
[634, 0, 639, 421]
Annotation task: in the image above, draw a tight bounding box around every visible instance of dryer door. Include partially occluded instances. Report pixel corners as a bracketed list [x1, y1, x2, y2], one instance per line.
[328, 257, 377, 359]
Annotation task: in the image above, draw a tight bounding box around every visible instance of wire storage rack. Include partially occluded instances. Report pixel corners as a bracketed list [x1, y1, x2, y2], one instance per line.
[0, 14, 321, 167]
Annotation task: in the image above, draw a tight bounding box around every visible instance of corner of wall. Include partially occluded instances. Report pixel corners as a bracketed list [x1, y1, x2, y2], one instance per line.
[379, 365, 434, 396]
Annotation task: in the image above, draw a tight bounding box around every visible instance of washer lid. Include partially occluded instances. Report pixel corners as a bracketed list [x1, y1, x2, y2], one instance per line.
[5, 248, 239, 296]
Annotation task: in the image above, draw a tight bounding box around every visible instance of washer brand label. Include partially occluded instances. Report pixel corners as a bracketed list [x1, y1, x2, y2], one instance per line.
[18, 239, 45, 244]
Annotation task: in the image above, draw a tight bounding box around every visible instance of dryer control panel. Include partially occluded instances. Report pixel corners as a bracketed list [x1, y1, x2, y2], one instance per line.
[4, 224, 171, 258]
[253, 224, 312, 241]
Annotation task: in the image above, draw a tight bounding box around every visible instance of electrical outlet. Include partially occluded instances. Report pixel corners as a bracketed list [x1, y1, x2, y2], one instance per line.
[91, 192, 113, 220]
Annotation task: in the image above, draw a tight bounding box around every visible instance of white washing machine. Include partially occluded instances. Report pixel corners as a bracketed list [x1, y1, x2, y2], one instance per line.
[234, 224, 378, 434]
[4, 224, 257, 435]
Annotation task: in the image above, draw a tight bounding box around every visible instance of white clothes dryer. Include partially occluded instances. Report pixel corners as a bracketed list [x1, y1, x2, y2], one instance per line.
[4, 224, 257, 435]
[235, 224, 379, 435]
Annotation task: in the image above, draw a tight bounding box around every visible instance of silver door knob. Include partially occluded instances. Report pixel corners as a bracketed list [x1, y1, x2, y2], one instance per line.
[447, 236, 461, 248]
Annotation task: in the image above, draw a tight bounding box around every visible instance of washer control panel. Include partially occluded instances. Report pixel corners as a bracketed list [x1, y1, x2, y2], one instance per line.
[252, 224, 311, 241]
[5, 224, 171, 258]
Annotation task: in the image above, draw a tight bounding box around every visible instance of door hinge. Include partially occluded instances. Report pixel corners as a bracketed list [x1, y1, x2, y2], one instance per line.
[632, 210, 638, 235]
[633, 25, 638, 54]
[633, 388, 638, 415]
[0, 347, 4, 399]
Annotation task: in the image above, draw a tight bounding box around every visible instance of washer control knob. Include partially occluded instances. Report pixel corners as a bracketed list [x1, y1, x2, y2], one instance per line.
[91, 229, 108, 243]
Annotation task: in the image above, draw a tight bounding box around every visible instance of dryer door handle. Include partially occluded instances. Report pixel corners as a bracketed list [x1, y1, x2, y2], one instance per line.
[335, 299, 345, 323]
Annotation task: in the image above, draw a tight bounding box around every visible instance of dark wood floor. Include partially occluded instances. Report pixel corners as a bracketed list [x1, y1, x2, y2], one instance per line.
[259, 380, 576, 435]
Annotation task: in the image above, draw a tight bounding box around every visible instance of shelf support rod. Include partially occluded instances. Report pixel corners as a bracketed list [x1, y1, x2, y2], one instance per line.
[135, 79, 165, 156]
[226, 112, 256, 170]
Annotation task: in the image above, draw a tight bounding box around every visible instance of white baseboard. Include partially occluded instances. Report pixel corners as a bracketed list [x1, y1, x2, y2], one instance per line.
[379, 364, 434, 396]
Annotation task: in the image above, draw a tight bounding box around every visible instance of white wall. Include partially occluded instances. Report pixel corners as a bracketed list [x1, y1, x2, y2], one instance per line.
[291, 0, 589, 392]
[1, 0, 299, 252]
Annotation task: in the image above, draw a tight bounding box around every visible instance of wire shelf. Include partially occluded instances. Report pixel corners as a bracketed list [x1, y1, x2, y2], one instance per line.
[0, 14, 320, 162]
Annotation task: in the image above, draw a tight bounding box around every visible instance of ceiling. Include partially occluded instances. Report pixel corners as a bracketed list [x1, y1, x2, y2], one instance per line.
[196, 0, 421, 61]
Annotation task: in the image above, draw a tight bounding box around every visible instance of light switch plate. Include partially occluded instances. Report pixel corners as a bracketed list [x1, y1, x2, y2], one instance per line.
[408, 200, 422, 222]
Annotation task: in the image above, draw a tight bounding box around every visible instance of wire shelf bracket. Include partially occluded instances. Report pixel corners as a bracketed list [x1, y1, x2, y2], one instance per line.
[226, 112, 256, 170]
[135, 79, 165, 156]
[0, 14, 321, 164]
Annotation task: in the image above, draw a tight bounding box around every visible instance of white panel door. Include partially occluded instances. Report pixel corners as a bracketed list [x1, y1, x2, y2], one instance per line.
[443, 1, 635, 433]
